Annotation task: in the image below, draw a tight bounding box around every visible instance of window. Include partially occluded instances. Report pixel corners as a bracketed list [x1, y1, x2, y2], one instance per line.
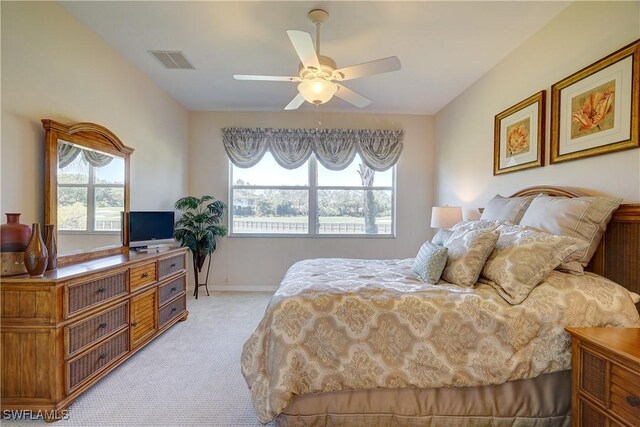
[230, 153, 394, 236]
[58, 149, 125, 233]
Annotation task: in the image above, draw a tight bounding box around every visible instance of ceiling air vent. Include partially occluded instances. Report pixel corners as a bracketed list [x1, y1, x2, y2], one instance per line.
[148, 51, 195, 70]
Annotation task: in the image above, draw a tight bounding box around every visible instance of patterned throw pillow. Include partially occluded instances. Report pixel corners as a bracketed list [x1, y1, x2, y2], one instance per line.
[450, 219, 507, 232]
[431, 229, 453, 246]
[441, 227, 500, 287]
[412, 241, 448, 284]
[481, 224, 588, 304]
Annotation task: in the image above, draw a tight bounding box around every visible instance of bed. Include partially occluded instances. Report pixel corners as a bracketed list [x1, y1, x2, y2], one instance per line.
[241, 187, 640, 426]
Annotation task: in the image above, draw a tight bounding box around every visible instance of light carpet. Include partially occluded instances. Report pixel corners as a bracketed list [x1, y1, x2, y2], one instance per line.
[6, 292, 274, 427]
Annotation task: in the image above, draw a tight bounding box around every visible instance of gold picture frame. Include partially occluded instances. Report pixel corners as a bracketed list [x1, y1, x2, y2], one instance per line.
[493, 91, 545, 175]
[550, 39, 640, 164]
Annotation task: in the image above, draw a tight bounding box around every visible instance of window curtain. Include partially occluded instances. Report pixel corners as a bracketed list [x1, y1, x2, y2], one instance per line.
[222, 127, 403, 171]
[58, 143, 113, 168]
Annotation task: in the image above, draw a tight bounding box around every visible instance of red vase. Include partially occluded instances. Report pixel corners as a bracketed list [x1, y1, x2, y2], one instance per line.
[44, 224, 58, 271]
[1, 213, 31, 276]
[24, 223, 48, 277]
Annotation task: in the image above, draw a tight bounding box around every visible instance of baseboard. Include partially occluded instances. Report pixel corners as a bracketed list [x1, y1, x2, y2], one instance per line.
[205, 284, 278, 292]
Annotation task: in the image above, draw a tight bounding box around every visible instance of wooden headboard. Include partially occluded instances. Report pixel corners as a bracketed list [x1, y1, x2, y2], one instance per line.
[510, 186, 640, 312]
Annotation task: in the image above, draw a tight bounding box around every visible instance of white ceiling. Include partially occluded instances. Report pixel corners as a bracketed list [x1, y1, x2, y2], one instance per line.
[61, 1, 570, 114]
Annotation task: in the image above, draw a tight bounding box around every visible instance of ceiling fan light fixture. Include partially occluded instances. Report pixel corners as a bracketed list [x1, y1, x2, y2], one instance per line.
[298, 78, 337, 105]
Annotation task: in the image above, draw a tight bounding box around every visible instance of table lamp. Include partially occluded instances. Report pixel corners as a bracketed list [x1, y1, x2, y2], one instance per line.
[430, 206, 463, 229]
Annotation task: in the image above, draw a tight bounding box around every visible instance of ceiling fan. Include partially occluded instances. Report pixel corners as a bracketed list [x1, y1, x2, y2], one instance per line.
[233, 9, 401, 110]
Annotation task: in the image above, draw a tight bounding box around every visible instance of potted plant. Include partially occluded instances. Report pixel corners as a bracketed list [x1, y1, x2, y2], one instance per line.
[173, 195, 227, 298]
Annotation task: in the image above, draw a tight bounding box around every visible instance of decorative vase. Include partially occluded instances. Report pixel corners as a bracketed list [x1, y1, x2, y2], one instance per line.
[24, 223, 48, 277]
[1, 213, 31, 276]
[44, 224, 58, 271]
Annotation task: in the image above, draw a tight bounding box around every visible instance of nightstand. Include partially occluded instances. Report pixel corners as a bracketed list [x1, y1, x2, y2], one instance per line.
[566, 328, 640, 427]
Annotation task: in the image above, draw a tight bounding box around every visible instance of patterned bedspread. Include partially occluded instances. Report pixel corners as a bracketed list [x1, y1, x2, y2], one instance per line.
[241, 258, 640, 423]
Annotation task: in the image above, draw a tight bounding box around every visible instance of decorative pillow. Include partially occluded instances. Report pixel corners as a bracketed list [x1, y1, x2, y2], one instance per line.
[519, 196, 621, 266]
[481, 224, 588, 304]
[412, 241, 448, 284]
[431, 229, 453, 246]
[441, 227, 500, 287]
[480, 194, 537, 223]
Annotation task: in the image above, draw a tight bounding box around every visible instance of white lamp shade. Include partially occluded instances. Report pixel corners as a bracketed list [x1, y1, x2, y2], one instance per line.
[430, 206, 463, 229]
[298, 78, 337, 105]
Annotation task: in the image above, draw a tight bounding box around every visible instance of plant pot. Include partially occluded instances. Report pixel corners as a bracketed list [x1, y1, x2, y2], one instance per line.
[24, 223, 48, 277]
[1, 213, 31, 276]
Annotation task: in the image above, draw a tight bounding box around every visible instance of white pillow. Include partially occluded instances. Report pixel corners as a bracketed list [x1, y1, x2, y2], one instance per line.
[412, 241, 448, 284]
[519, 196, 621, 266]
[480, 194, 537, 224]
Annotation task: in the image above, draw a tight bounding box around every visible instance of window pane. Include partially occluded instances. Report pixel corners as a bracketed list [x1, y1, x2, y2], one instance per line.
[317, 154, 392, 187]
[95, 187, 124, 231]
[317, 189, 392, 235]
[58, 187, 88, 230]
[94, 157, 125, 184]
[233, 189, 309, 234]
[58, 149, 89, 184]
[232, 152, 308, 186]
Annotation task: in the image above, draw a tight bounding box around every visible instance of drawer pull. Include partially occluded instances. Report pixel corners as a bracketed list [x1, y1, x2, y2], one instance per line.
[142, 272, 149, 278]
[97, 287, 107, 293]
[627, 395, 640, 407]
[171, 307, 177, 313]
[170, 263, 176, 268]
[131, 321, 138, 327]
[170, 287, 177, 292]
[98, 353, 107, 360]
[98, 322, 107, 329]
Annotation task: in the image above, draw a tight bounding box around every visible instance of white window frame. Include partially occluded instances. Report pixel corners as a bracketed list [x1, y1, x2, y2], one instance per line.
[58, 164, 124, 235]
[229, 155, 396, 238]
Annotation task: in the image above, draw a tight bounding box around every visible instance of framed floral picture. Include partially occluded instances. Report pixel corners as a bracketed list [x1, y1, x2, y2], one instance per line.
[493, 91, 545, 175]
[550, 39, 639, 163]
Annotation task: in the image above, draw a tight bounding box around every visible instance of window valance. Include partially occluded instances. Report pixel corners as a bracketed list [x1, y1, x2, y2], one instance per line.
[222, 127, 403, 171]
[58, 143, 113, 168]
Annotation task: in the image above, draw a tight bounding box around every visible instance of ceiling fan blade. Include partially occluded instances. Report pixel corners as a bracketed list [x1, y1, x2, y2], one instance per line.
[334, 56, 401, 81]
[284, 93, 305, 110]
[335, 84, 372, 108]
[286, 30, 321, 70]
[234, 75, 299, 82]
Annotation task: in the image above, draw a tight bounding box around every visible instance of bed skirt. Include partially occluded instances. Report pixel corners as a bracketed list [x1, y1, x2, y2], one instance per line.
[275, 370, 571, 426]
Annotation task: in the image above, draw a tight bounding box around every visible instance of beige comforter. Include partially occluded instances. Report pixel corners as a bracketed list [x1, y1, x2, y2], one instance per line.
[241, 258, 640, 423]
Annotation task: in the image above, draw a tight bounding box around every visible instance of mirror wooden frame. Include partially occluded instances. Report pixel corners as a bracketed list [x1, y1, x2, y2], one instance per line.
[43, 119, 134, 265]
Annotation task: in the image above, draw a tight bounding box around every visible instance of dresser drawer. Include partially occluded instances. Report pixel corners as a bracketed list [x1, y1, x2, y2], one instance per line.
[67, 329, 129, 393]
[130, 262, 157, 291]
[65, 301, 129, 358]
[158, 293, 186, 329]
[158, 254, 185, 280]
[66, 271, 128, 318]
[610, 364, 640, 425]
[158, 275, 186, 306]
[130, 288, 157, 349]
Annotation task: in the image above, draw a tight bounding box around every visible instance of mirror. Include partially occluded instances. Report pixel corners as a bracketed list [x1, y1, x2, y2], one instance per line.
[44, 120, 134, 264]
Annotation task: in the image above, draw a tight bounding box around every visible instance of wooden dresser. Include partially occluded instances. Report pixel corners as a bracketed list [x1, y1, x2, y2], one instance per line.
[0, 247, 188, 421]
[566, 328, 640, 427]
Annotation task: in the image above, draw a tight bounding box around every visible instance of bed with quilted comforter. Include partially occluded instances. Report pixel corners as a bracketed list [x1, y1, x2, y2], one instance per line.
[241, 257, 640, 424]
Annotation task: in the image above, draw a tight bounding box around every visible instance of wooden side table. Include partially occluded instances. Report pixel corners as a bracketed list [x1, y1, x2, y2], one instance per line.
[566, 328, 640, 427]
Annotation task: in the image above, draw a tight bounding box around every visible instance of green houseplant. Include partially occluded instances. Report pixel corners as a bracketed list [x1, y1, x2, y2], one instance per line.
[173, 195, 227, 298]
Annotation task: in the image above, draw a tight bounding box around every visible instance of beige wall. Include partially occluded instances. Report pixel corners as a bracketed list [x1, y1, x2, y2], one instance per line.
[435, 1, 640, 208]
[189, 112, 434, 288]
[1, 2, 189, 229]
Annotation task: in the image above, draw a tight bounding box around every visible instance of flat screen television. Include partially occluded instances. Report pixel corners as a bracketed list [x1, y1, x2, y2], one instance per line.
[129, 211, 175, 249]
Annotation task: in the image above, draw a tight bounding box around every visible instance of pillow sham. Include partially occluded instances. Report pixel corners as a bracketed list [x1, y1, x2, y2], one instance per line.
[449, 219, 506, 232]
[412, 241, 448, 284]
[441, 227, 499, 287]
[480, 194, 537, 223]
[519, 196, 621, 266]
[481, 224, 588, 304]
